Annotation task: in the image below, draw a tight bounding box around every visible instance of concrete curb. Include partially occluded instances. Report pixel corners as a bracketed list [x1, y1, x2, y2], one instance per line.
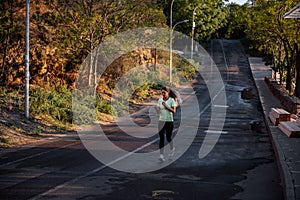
[248, 57, 296, 200]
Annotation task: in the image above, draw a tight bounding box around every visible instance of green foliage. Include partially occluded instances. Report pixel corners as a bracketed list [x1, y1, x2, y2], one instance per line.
[244, 0, 299, 93]
[73, 88, 119, 124]
[0, 138, 9, 144]
[0, 0, 23, 84]
[0, 86, 73, 128]
[30, 84, 73, 123]
[95, 95, 112, 115]
[1, 0, 167, 88]
[72, 91, 97, 125]
[0, 0, 22, 40]
[176, 57, 198, 80]
[34, 0, 167, 73]
[158, 0, 228, 41]
[30, 129, 41, 135]
[216, 3, 249, 39]
[0, 87, 23, 111]
[7, 122, 14, 129]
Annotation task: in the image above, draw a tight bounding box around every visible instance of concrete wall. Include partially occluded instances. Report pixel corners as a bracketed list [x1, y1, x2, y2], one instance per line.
[265, 77, 300, 114]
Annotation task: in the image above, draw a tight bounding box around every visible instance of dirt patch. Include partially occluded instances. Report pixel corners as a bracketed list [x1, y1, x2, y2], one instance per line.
[0, 109, 72, 150]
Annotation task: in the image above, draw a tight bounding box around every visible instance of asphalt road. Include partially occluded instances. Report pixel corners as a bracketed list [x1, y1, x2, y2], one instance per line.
[0, 39, 283, 200]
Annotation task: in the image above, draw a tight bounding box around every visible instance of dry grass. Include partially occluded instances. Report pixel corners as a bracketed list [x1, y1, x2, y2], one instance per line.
[0, 109, 73, 150]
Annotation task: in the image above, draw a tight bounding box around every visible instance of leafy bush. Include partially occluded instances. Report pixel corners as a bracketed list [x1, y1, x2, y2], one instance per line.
[0, 138, 9, 144]
[96, 95, 112, 115]
[30, 84, 72, 123]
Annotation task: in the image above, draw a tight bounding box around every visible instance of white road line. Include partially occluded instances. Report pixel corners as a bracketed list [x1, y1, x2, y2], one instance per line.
[213, 105, 229, 108]
[204, 130, 228, 134]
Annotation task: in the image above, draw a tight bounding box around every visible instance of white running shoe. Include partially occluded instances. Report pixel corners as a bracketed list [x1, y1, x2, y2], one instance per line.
[169, 147, 175, 158]
[159, 154, 165, 162]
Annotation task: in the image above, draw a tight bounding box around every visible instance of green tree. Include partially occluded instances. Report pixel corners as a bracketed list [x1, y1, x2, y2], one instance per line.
[158, 0, 228, 41]
[32, 0, 166, 87]
[217, 3, 249, 39]
[0, 0, 22, 85]
[245, 0, 299, 95]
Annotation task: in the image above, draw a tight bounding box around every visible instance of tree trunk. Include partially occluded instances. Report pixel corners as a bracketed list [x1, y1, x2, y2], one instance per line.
[1, 31, 10, 81]
[88, 30, 94, 87]
[93, 47, 99, 96]
[1, 0, 13, 84]
[283, 41, 292, 92]
[294, 43, 300, 98]
[286, 65, 292, 92]
[88, 1, 95, 87]
[88, 50, 93, 86]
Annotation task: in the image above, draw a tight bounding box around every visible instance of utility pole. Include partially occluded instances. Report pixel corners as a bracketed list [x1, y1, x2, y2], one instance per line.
[169, 0, 175, 83]
[191, 6, 199, 59]
[25, 0, 30, 119]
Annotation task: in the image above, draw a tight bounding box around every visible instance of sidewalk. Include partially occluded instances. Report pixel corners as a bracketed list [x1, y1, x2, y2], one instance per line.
[249, 57, 300, 200]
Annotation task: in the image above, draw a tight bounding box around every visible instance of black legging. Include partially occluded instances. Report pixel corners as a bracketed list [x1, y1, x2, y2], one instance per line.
[158, 121, 174, 151]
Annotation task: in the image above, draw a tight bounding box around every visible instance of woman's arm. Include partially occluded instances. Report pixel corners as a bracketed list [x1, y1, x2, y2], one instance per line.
[162, 102, 176, 113]
[155, 106, 160, 114]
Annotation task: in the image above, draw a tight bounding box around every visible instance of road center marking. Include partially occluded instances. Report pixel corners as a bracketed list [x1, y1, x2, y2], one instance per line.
[213, 104, 229, 108]
[204, 130, 228, 134]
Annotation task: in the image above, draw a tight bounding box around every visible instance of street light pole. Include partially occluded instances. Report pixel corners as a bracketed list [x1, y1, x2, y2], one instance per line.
[169, 0, 175, 83]
[191, 6, 199, 59]
[25, 0, 30, 119]
[170, 19, 189, 83]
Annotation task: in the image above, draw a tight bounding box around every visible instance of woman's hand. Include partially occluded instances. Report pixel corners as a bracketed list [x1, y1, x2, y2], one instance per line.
[162, 101, 167, 107]
[162, 102, 176, 113]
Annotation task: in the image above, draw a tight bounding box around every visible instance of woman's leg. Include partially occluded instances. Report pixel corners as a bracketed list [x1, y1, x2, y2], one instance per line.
[158, 121, 165, 155]
[165, 122, 174, 150]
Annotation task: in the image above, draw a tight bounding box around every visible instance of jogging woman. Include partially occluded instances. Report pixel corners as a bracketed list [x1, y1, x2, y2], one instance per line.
[156, 86, 177, 161]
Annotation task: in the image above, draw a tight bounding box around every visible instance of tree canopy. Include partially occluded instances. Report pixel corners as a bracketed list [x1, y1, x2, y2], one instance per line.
[244, 0, 300, 95]
[0, 0, 167, 87]
[158, 0, 228, 41]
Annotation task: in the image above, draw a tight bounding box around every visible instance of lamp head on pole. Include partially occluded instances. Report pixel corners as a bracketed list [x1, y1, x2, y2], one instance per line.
[173, 19, 189, 30]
